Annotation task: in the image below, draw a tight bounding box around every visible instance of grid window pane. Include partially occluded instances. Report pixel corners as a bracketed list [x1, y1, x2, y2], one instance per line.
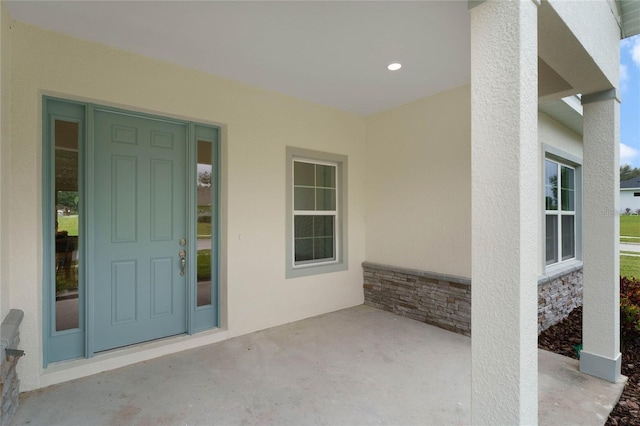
[316, 165, 336, 188]
[560, 166, 575, 211]
[294, 162, 315, 186]
[294, 187, 315, 210]
[295, 239, 313, 262]
[314, 237, 334, 260]
[314, 216, 334, 237]
[561, 188, 575, 211]
[546, 215, 558, 265]
[562, 215, 575, 260]
[545, 160, 558, 210]
[295, 216, 313, 238]
[316, 188, 336, 210]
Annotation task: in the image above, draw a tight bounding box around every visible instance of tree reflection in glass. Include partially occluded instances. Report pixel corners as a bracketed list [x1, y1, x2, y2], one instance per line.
[197, 140, 213, 307]
[54, 120, 80, 331]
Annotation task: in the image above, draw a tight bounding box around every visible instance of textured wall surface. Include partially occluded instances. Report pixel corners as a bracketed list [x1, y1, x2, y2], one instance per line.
[582, 96, 621, 380]
[546, 0, 620, 89]
[470, 1, 540, 424]
[0, 0, 12, 322]
[364, 85, 471, 278]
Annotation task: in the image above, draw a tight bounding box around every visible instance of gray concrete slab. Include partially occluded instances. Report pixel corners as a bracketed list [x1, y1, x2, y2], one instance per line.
[13, 305, 625, 426]
[539, 349, 627, 426]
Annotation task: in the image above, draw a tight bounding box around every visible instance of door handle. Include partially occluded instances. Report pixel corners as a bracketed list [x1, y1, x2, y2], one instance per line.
[179, 250, 186, 276]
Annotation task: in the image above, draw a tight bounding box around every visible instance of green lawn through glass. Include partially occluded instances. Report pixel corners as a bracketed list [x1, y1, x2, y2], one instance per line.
[58, 215, 78, 236]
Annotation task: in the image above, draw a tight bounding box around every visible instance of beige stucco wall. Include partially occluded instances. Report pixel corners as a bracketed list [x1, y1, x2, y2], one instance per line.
[364, 88, 584, 280]
[0, 1, 11, 320]
[365, 85, 472, 278]
[539, 112, 582, 160]
[9, 21, 366, 390]
[546, 0, 620, 89]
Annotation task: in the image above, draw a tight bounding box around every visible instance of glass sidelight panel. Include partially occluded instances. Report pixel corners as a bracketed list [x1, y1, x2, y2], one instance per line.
[54, 120, 80, 331]
[196, 140, 213, 307]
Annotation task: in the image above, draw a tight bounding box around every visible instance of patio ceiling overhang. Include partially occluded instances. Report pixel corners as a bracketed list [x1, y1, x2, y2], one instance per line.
[618, 0, 640, 39]
[4, 0, 472, 116]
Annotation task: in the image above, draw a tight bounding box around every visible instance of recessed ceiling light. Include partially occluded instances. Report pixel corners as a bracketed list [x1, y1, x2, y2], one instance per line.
[387, 63, 402, 71]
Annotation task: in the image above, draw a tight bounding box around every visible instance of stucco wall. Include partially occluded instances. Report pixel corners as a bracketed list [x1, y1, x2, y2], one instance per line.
[539, 112, 582, 160]
[364, 85, 472, 277]
[9, 21, 367, 390]
[364, 88, 583, 279]
[0, 1, 11, 320]
[546, 0, 620, 89]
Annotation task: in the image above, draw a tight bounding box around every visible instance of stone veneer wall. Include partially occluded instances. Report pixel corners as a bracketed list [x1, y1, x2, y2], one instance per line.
[363, 262, 471, 336]
[0, 310, 24, 426]
[363, 262, 583, 337]
[538, 265, 583, 333]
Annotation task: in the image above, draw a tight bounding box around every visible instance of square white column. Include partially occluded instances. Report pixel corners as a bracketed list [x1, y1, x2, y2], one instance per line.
[580, 90, 621, 383]
[470, 0, 539, 424]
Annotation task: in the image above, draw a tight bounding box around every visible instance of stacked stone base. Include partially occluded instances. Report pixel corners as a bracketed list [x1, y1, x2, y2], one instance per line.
[0, 341, 20, 425]
[363, 262, 583, 337]
[538, 265, 583, 333]
[363, 262, 471, 336]
[0, 310, 24, 426]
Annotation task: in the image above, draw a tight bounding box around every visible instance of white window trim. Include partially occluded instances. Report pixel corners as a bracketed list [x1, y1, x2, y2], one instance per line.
[545, 160, 576, 265]
[543, 144, 583, 273]
[286, 147, 348, 278]
[292, 158, 339, 268]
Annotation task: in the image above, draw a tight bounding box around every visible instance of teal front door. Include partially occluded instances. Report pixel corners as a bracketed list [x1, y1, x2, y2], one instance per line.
[93, 110, 187, 352]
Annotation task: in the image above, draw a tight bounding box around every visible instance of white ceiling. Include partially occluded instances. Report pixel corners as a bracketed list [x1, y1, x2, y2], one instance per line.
[6, 0, 471, 116]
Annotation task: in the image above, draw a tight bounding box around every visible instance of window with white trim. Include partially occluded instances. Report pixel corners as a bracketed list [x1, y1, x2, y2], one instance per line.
[286, 147, 347, 278]
[293, 160, 337, 265]
[545, 159, 576, 265]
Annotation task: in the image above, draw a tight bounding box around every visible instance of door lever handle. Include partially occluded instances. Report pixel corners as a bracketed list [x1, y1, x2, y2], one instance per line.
[179, 250, 186, 276]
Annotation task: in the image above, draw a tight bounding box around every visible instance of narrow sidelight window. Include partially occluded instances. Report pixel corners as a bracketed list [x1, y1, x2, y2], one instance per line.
[196, 140, 213, 307]
[54, 120, 81, 331]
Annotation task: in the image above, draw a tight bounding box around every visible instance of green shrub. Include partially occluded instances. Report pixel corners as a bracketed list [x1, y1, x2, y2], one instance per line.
[620, 276, 640, 340]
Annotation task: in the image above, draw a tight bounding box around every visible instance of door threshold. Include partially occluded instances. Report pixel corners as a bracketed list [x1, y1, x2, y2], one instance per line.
[38, 327, 228, 390]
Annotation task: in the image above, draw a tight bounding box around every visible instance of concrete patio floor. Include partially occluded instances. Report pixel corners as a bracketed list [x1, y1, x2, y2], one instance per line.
[13, 305, 626, 425]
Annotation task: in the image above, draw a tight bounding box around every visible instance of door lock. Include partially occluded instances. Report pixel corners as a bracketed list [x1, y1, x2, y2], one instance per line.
[179, 249, 186, 276]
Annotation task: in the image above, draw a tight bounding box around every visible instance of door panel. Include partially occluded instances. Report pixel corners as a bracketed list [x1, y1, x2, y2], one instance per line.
[93, 110, 187, 352]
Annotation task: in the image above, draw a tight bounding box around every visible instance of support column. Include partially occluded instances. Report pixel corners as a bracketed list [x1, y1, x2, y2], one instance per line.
[470, 1, 539, 424]
[580, 89, 621, 383]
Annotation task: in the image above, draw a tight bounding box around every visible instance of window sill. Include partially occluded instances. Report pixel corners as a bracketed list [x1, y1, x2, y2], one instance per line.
[286, 261, 347, 279]
[539, 259, 583, 285]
